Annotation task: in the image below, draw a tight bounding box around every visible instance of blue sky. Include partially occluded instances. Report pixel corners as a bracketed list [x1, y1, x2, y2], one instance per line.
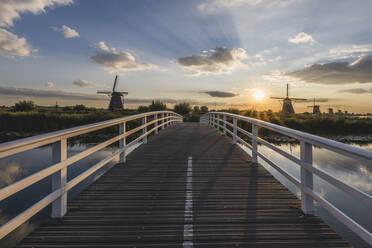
[1, 0, 372, 112]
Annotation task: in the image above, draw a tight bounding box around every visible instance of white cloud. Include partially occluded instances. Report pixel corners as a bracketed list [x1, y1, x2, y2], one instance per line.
[98, 41, 116, 52]
[329, 44, 372, 59]
[288, 32, 317, 45]
[198, 0, 297, 13]
[0, 0, 73, 27]
[52, 25, 79, 38]
[45, 82, 54, 88]
[0, 28, 31, 56]
[73, 79, 96, 88]
[90, 50, 157, 72]
[177, 47, 248, 76]
[0, 163, 24, 188]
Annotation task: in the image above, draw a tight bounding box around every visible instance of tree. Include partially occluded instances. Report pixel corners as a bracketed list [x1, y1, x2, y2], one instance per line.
[200, 106, 208, 113]
[13, 100, 36, 112]
[193, 106, 200, 112]
[62, 106, 73, 111]
[73, 104, 86, 112]
[149, 100, 167, 111]
[137, 105, 149, 112]
[174, 102, 191, 115]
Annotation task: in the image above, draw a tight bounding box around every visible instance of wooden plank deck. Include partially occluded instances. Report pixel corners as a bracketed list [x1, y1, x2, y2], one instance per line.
[17, 122, 350, 247]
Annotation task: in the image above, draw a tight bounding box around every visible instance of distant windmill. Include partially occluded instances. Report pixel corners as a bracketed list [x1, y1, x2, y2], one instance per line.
[328, 105, 334, 115]
[271, 84, 306, 114]
[97, 75, 128, 111]
[307, 98, 321, 114]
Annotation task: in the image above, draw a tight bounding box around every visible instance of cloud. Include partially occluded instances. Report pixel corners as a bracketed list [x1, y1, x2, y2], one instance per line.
[90, 50, 157, 72]
[339, 88, 372, 94]
[0, 86, 104, 101]
[0, 86, 213, 106]
[177, 47, 248, 76]
[0, 163, 24, 188]
[73, 79, 96, 88]
[197, 0, 297, 12]
[98, 41, 116, 52]
[0, 0, 73, 27]
[329, 44, 372, 59]
[45, 82, 54, 88]
[288, 32, 317, 45]
[287, 55, 372, 84]
[203, 91, 239, 97]
[52, 25, 79, 38]
[0, 28, 31, 56]
[302, 98, 329, 103]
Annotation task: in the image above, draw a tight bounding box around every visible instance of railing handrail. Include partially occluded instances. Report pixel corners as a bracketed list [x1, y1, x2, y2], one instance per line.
[0, 111, 182, 159]
[0, 110, 182, 239]
[210, 111, 372, 163]
[201, 111, 372, 246]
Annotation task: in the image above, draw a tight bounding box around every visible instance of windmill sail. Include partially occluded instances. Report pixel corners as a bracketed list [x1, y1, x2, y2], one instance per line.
[113, 75, 119, 92]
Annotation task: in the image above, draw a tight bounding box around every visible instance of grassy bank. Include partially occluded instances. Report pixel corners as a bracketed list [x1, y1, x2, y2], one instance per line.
[1, 104, 372, 144]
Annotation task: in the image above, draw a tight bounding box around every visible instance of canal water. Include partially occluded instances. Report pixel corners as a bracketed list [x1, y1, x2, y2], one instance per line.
[0, 140, 371, 247]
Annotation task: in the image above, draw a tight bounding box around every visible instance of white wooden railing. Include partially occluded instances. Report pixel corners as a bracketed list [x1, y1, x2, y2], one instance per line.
[0, 111, 182, 239]
[200, 112, 372, 246]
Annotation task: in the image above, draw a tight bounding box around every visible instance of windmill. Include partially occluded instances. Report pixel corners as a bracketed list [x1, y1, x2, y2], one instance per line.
[327, 104, 334, 115]
[307, 98, 321, 114]
[97, 75, 128, 111]
[270, 84, 306, 114]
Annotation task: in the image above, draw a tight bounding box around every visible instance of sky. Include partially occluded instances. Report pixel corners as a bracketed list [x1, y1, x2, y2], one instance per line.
[0, 0, 372, 113]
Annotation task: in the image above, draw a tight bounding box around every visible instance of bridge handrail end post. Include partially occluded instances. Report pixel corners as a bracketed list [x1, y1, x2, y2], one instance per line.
[51, 138, 67, 218]
[300, 140, 315, 215]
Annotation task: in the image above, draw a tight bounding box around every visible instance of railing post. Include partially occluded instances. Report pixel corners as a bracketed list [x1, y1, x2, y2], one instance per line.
[51, 138, 67, 218]
[217, 114, 220, 131]
[119, 121, 126, 163]
[223, 115, 226, 135]
[300, 140, 314, 215]
[161, 113, 165, 130]
[142, 115, 147, 144]
[233, 118, 237, 144]
[155, 114, 158, 134]
[252, 123, 258, 164]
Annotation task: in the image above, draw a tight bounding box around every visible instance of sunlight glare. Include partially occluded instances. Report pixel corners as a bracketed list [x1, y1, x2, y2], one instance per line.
[253, 89, 265, 100]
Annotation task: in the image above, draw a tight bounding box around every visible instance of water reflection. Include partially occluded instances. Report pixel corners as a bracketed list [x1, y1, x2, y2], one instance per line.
[239, 142, 372, 248]
[0, 143, 117, 248]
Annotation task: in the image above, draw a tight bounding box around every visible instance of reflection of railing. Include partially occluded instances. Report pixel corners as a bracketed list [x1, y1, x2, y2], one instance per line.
[0, 111, 182, 239]
[200, 112, 372, 245]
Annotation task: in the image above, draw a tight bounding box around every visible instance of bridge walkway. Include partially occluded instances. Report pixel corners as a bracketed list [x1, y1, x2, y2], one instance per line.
[17, 122, 350, 247]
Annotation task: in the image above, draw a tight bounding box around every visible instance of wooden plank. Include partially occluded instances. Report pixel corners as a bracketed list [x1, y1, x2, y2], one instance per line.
[16, 123, 350, 248]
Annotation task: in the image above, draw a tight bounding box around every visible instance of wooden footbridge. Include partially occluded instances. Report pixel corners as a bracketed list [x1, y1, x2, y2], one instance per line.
[0, 111, 371, 247]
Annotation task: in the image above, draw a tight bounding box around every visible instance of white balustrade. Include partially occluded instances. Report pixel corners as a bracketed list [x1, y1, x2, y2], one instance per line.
[0, 111, 182, 239]
[200, 111, 372, 246]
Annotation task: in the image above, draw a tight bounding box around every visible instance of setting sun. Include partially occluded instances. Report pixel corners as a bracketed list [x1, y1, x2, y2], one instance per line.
[253, 89, 265, 100]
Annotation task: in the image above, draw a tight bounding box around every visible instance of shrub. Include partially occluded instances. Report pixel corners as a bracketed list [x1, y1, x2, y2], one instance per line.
[149, 100, 167, 111]
[137, 105, 149, 112]
[13, 100, 36, 112]
[200, 106, 208, 113]
[174, 102, 191, 115]
[73, 104, 86, 112]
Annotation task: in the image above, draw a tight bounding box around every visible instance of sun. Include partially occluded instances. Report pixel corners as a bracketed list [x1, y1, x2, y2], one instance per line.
[253, 89, 265, 100]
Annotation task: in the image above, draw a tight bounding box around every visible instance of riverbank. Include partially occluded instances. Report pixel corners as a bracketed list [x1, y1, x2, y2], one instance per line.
[1, 108, 372, 144]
